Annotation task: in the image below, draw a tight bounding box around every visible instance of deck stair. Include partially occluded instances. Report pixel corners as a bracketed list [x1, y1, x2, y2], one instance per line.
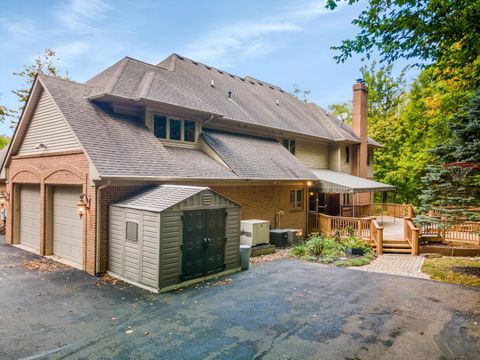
[368, 239, 412, 254]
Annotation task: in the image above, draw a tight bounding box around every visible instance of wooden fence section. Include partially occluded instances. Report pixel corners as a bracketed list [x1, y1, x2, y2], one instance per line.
[370, 219, 384, 255]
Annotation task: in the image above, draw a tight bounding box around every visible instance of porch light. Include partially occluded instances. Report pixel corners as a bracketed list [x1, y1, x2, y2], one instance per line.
[307, 181, 312, 187]
[77, 193, 90, 218]
[0, 190, 9, 206]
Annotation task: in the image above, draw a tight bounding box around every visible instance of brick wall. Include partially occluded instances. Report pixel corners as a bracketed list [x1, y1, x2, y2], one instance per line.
[210, 184, 308, 232]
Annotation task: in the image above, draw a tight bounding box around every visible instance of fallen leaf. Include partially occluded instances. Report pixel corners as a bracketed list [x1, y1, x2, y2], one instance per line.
[125, 330, 133, 334]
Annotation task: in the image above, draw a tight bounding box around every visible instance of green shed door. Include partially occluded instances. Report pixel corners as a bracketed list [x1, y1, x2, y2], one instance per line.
[205, 209, 226, 276]
[182, 211, 206, 280]
[182, 209, 226, 281]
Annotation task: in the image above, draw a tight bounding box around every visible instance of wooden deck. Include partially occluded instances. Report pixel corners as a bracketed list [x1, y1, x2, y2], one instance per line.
[377, 216, 404, 240]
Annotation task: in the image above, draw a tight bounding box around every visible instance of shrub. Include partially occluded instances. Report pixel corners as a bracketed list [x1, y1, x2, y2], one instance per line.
[305, 236, 325, 256]
[289, 243, 306, 257]
[302, 255, 318, 262]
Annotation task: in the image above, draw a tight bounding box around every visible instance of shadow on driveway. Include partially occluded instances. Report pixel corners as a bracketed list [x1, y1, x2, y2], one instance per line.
[0, 242, 479, 360]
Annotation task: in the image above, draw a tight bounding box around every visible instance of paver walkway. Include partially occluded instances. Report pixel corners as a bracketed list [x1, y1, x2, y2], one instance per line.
[351, 254, 430, 279]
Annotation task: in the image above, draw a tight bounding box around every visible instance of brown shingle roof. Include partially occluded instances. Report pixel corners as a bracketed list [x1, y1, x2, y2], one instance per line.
[87, 54, 380, 146]
[40, 74, 312, 180]
[201, 129, 316, 180]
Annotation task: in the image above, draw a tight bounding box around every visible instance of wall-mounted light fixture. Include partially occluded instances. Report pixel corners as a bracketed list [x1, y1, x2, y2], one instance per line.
[77, 193, 91, 218]
[307, 181, 312, 187]
[0, 190, 9, 207]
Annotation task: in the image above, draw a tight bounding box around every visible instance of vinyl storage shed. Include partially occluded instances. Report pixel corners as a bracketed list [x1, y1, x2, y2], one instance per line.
[109, 185, 241, 292]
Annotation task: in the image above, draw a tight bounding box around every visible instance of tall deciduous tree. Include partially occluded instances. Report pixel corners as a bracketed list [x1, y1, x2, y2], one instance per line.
[328, 102, 352, 124]
[326, 0, 480, 76]
[9, 49, 63, 127]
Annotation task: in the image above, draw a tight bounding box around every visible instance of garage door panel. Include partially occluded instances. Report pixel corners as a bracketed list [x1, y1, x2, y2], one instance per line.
[19, 185, 41, 251]
[53, 186, 83, 267]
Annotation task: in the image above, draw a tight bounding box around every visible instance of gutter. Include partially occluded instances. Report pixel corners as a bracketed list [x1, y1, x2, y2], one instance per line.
[95, 180, 111, 276]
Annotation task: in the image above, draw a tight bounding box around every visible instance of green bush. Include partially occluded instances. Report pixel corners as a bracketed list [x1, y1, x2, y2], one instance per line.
[305, 236, 325, 256]
[289, 243, 306, 257]
[301, 255, 318, 262]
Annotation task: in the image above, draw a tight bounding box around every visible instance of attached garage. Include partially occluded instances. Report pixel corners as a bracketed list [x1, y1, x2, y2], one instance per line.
[109, 185, 241, 292]
[51, 186, 83, 268]
[19, 185, 41, 252]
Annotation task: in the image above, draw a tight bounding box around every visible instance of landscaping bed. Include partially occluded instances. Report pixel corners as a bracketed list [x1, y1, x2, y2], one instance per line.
[421, 256, 480, 287]
[288, 234, 375, 267]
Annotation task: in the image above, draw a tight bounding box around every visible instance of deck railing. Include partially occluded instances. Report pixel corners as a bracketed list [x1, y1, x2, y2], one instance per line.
[309, 212, 373, 240]
[340, 203, 414, 218]
[416, 219, 480, 245]
[308, 212, 384, 255]
[370, 219, 384, 255]
[404, 218, 419, 255]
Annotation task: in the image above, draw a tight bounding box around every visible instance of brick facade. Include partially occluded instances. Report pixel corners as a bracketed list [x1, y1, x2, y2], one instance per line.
[4, 151, 97, 273]
[211, 184, 308, 233]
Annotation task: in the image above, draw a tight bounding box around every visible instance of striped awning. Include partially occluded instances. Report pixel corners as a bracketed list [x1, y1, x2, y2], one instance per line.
[310, 169, 396, 194]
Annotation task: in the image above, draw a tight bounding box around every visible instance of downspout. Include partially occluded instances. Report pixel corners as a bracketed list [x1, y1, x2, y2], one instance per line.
[95, 180, 111, 276]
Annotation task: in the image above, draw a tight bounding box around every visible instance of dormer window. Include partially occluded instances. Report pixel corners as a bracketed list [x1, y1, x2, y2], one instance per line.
[283, 139, 296, 155]
[152, 113, 197, 143]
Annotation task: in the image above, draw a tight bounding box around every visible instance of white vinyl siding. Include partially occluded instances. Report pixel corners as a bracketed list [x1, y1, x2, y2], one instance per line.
[18, 90, 81, 155]
[295, 141, 328, 169]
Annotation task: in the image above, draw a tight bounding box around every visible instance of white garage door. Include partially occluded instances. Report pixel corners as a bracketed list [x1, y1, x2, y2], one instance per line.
[53, 186, 83, 267]
[19, 185, 41, 252]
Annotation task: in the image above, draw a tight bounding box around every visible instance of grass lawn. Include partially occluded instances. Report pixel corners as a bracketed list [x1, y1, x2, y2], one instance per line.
[422, 257, 480, 287]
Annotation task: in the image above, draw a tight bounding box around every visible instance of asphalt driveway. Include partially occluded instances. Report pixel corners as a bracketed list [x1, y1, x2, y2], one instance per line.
[1, 242, 479, 360]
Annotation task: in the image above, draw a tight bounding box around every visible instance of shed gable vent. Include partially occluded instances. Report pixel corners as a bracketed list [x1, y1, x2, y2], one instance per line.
[202, 193, 211, 205]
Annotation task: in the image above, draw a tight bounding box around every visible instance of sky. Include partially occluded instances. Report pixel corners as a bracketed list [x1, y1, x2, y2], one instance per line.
[0, 0, 411, 136]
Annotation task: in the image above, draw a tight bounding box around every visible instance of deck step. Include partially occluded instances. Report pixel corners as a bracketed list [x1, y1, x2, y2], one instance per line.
[382, 243, 411, 248]
[382, 248, 412, 253]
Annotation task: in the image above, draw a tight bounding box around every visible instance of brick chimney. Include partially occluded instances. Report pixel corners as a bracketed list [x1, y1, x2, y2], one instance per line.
[352, 80, 369, 178]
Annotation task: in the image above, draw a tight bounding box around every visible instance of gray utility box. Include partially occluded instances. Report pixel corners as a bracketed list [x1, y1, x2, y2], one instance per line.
[240, 220, 270, 246]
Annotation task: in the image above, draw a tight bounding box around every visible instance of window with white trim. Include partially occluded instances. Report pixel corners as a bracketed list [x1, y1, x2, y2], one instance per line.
[152, 113, 197, 143]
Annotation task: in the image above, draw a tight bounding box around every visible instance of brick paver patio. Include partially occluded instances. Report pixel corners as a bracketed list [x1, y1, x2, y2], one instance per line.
[351, 254, 430, 279]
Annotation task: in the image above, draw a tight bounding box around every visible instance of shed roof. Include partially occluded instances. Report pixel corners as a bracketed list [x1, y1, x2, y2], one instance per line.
[111, 185, 237, 212]
[310, 169, 396, 193]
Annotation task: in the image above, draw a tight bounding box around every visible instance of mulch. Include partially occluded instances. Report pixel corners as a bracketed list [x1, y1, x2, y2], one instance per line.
[451, 266, 480, 277]
[249, 249, 289, 265]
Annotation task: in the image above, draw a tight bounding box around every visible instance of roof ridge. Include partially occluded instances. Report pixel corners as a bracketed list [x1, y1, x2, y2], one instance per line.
[40, 73, 91, 88]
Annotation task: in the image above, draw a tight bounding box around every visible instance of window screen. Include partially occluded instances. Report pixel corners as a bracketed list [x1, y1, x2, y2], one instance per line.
[184, 120, 196, 142]
[169, 118, 181, 141]
[126, 221, 138, 242]
[153, 115, 167, 139]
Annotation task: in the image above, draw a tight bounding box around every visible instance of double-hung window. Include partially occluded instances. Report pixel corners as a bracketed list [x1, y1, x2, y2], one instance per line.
[290, 189, 303, 210]
[153, 114, 197, 143]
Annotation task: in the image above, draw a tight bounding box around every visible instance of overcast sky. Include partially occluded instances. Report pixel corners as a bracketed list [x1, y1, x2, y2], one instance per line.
[0, 0, 411, 136]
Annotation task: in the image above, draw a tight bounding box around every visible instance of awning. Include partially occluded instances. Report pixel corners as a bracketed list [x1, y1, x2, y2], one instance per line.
[310, 169, 396, 193]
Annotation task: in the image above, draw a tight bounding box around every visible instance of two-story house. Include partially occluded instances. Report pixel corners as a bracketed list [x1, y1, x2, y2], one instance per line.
[0, 54, 394, 289]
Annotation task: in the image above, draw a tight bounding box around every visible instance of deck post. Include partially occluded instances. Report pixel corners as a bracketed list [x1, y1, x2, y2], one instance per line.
[403, 217, 411, 242]
[408, 204, 414, 218]
[377, 226, 383, 255]
[411, 228, 419, 255]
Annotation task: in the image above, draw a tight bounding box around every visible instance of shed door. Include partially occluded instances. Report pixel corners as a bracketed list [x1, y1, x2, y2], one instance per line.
[53, 186, 83, 267]
[182, 209, 225, 281]
[19, 185, 41, 252]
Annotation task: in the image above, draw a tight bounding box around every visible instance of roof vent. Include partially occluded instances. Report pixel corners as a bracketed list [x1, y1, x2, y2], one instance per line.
[228, 91, 232, 99]
[211, 80, 215, 87]
[276, 99, 280, 106]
